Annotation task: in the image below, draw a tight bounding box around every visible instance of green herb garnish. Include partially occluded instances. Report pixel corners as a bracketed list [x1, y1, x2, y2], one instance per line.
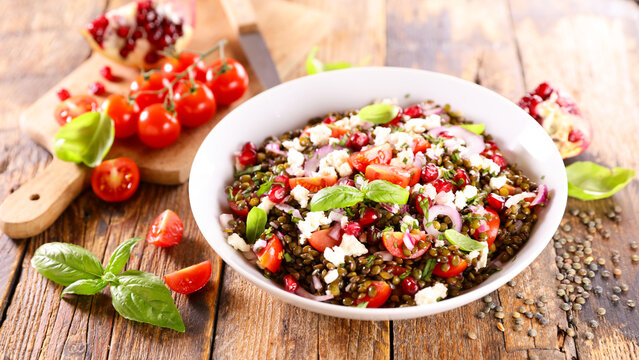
[459, 123, 485, 134]
[399, 270, 411, 279]
[566, 161, 635, 200]
[356, 301, 369, 308]
[246, 207, 267, 244]
[256, 176, 274, 196]
[284, 253, 293, 262]
[54, 112, 114, 167]
[444, 229, 487, 252]
[422, 258, 436, 281]
[235, 165, 262, 177]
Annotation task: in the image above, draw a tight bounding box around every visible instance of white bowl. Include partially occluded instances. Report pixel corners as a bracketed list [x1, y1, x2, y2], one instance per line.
[189, 67, 567, 320]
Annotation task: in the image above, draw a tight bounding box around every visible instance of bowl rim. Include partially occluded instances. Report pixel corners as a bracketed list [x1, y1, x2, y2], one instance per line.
[189, 66, 568, 320]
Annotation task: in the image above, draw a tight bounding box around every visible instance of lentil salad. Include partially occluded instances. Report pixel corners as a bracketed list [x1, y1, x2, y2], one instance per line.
[219, 99, 549, 308]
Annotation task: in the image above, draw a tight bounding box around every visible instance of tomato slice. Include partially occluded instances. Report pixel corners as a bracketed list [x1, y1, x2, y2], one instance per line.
[54, 95, 99, 125]
[164, 260, 212, 294]
[309, 228, 342, 252]
[147, 209, 184, 247]
[412, 136, 431, 154]
[258, 235, 284, 273]
[348, 144, 393, 172]
[354, 281, 391, 308]
[472, 208, 500, 248]
[432, 257, 469, 277]
[382, 231, 431, 259]
[365, 164, 420, 187]
[327, 124, 349, 138]
[90, 158, 140, 202]
[288, 175, 337, 193]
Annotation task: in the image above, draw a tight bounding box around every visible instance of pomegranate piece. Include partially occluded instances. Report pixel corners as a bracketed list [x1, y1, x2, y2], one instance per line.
[359, 208, 379, 227]
[486, 193, 505, 211]
[343, 222, 362, 237]
[346, 132, 370, 151]
[283, 275, 299, 293]
[404, 105, 423, 118]
[452, 168, 470, 188]
[432, 178, 452, 193]
[401, 276, 419, 296]
[322, 116, 335, 124]
[88, 81, 106, 96]
[56, 88, 71, 101]
[99, 65, 118, 82]
[420, 163, 439, 183]
[267, 184, 287, 204]
[238, 142, 258, 166]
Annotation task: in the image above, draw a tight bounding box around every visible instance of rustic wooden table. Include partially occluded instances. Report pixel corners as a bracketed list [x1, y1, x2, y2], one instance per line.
[1, 0, 638, 359]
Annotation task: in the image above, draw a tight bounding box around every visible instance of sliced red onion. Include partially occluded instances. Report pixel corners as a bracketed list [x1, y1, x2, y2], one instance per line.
[275, 203, 302, 220]
[504, 192, 536, 209]
[530, 184, 548, 206]
[303, 145, 335, 176]
[219, 213, 234, 229]
[475, 222, 489, 234]
[375, 251, 393, 261]
[400, 204, 410, 213]
[265, 143, 286, 156]
[354, 175, 366, 189]
[422, 102, 444, 116]
[253, 239, 267, 253]
[413, 152, 426, 169]
[295, 287, 334, 302]
[312, 276, 322, 290]
[468, 205, 489, 216]
[380, 203, 398, 213]
[403, 231, 415, 251]
[424, 205, 462, 237]
[276, 231, 285, 239]
[328, 223, 342, 241]
[328, 210, 346, 224]
[337, 177, 355, 187]
[428, 126, 485, 157]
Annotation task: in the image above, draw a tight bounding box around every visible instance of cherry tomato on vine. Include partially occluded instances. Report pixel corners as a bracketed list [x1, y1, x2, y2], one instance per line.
[130, 72, 171, 110]
[54, 95, 99, 126]
[161, 52, 207, 82]
[137, 104, 181, 148]
[205, 58, 249, 105]
[102, 94, 139, 138]
[172, 80, 217, 127]
[91, 157, 140, 202]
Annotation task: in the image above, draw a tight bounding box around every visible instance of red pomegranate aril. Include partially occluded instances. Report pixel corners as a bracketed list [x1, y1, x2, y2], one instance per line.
[268, 184, 287, 204]
[486, 193, 505, 211]
[432, 179, 453, 193]
[56, 88, 71, 101]
[274, 175, 290, 189]
[491, 153, 507, 170]
[132, 28, 143, 39]
[401, 276, 419, 296]
[359, 208, 379, 226]
[484, 140, 499, 152]
[534, 82, 554, 99]
[88, 81, 106, 96]
[568, 129, 584, 143]
[347, 132, 370, 151]
[421, 163, 439, 183]
[116, 26, 129, 38]
[238, 142, 258, 166]
[144, 51, 160, 65]
[344, 222, 362, 237]
[404, 105, 423, 118]
[322, 116, 335, 124]
[100, 66, 117, 81]
[283, 275, 299, 293]
[452, 168, 470, 188]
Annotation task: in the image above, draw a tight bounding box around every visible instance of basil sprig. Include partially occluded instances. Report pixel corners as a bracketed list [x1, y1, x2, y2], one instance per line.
[444, 229, 487, 252]
[358, 104, 400, 125]
[567, 161, 635, 200]
[459, 123, 485, 134]
[306, 46, 353, 75]
[54, 111, 115, 168]
[246, 207, 267, 243]
[31, 237, 185, 332]
[310, 180, 409, 212]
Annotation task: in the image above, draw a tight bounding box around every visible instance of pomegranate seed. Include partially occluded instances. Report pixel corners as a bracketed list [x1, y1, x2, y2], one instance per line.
[421, 163, 439, 183]
[144, 51, 160, 64]
[99, 66, 117, 81]
[486, 193, 505, 211]
[346, 132, 370, 151]
[344, 222, 362, 237]
[238, 142, 258, 166]
[432, 179, 453, 193]
[568, 129, 584, 143]
[452, 168, 470, 188]
[274, 175, 290, 189]
[88, 81, 106, 96]
[322, 116, 335, 124]
[268, 184, 287, 204]
[401, 276, 419, 296]
[484, 140, 498, 152]
[56, 88, 71, 101]
[387, 107, 403, 127]
[359, 208, 379, 226]
[132, 28, 143, 39]
[283, 275, 299, 293]
[491, 153, 507, 170]
[404, 105, 423, 118]
[116, 26, 129, 38]
[534, 82, 554, 99]
[415, 194, 431, 215]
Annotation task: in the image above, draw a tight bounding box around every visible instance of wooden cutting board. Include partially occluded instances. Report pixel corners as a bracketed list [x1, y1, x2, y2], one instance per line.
[0, 0, 331, 239]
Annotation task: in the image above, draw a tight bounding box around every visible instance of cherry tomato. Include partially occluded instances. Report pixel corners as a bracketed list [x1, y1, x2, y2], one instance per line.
[161, 52, 207, 82]
[130, 72, 170, 110]
[90, 157, 140, 202]
[412, 136, 431, 153]
[54, 95, 99, 125]
[102, 94, 139, 138]
[288, 175, 337, 193]
[205, 58, 249, 105]
[137, 104, 181, 148]
[147, 209, 184, 247]
[164, 260, 212, 294]
[472, 208, 500, 248]
[173, 81, 217, 127]
[327, 124, 349, 138]
[382, 231, 431, 259]
[283, 274, 299, 293]
[308, 228, 341, 252]
[348, 144, 393, 173]
[354, 281, 391, 308]
[257, 235, 283, 273]
[433, 257, 468, 277]
[365, 164, 420, 187]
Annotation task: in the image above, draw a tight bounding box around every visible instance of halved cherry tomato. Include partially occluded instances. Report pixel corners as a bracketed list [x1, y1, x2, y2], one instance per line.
[54, 95, 99, 125]
[289, 175, 337, 193]
[327, 124, 349, 138]
[365, 164, 420, 187]
[382, 231, 431, 259]
[161, 51, 207, 82]
[348, 144, 393, 173]
[257, 235, 284, 273]
[354, 281, 391, 308]
[147, 209, 184, 247]
[90, 157, 140, 202]
[205, 58, 249, 105]
[137, 104, 181, 148]
[412, 136, 431, 154]
[173, 80, 217, 127]
[227, 187, 250, 218]
[164, 260, 212, 294]
[472, 208, 500, 248]
[308, 228, 341, 252]
[130, 72, 170, 110]
[102, 94, 139, 138]
[432, 257, 468, 277]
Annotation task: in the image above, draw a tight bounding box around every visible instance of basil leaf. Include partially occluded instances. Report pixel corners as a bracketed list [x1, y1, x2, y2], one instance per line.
[256, 177, 274, 197]
[444, 229, 487, 252]
[310, 185, 365, 212]
[422, 258, 436, 281]
[53, 112, 114, 168]
[459, 123, 485, 134]
[62, 278, 108, 296]
[362, 180, 409, 204]
[322, 61, 352, 71]
[31, 242, 105, 286]
[110, 270, 185, 332]
[105, 237, 142, 275]
[306, 46, 323, 75]
[358, 104, 400, 125]
[567, 161, 635, 200]
[356, 301, 369, 308]
[234, 165, 262, 178]
[246, 207, 267, 244]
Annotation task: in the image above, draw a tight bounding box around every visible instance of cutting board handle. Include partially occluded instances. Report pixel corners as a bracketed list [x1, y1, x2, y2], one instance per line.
[0, 158, 89, 239]
[221, 0, 258, 33]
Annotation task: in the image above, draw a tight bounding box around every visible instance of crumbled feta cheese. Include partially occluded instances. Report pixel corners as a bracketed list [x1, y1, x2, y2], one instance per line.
[324, 269, 339, 284]
[291, 185, 310, 208]
[423, 114, 442, 130]
[286, 148, 305, 176]
[415, 282, 448, 305]
[435, 190, 455, 208]
[412, 184, 425, 194]
[315, 165, 337, 178]
[319, 149, 352, 177]
[257, 197, 275, 214]
[466, 250, 480, 262]
[490, 176, 508, 190]
[324, 246, 345, 266]
[388, 132, 414, 150]
[404, 118, 430, 133]
[475, 245, 489, 270]
[390, 149, 414, 168]
[483, 158, 501, 175]
[400, 215, 419, 230]
[462, 185, 478, 199]
[423, 183, 437, 200]
[434, 239, 445, 248]
[297, 211, 331, 244]
[468, 154, 484, 168]
[339, 234, 368, 257]
[373, 126, 391, 145]
[227, 233, 250, 252]
[334, 114, 366, 130]
[443, 138, 465, 154]
[307, 124, 332, 146]
[454, 190, 468, 210]
[282, 138, 304, 151]
[426, 144, 445, 159]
